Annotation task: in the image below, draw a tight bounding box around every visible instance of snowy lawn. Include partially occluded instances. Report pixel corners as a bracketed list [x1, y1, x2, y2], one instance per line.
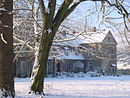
[15, 75, 130, 98]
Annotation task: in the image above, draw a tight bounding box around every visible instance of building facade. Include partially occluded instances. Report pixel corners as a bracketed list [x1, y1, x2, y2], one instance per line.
[15, 30, 117, 77]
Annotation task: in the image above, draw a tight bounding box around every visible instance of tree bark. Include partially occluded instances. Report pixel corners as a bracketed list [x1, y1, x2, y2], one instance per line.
[31, 33, 53, 94]
[0, 0, 15, 97]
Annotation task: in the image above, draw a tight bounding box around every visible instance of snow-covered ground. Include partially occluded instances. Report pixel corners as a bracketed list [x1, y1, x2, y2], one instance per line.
[15, 74, 130, 98]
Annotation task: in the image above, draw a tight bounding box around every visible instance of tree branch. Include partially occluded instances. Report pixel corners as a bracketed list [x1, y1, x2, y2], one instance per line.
[53, 30, 85, 43]
[38, 0, 47, 25]
[13, 36, 35, 52]
[62, 2, 80, 23]
[52, 0, 73, 31]
[48, 0, 56, 21]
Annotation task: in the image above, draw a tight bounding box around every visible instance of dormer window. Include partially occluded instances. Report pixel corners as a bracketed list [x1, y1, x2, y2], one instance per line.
[64, 47, 69, 56]
[75, 49, 79, 56]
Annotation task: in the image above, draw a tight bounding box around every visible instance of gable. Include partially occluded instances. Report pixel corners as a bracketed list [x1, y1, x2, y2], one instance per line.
[102, 31, 117, 45]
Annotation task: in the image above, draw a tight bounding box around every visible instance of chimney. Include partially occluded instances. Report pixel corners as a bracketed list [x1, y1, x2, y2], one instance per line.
[62, 30, 66, 36]
[92, 26, 96, 32]
[72, 31, 76, 34]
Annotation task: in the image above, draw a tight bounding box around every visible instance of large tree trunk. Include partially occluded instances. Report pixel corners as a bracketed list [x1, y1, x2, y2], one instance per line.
[0, 0, 15, 97]
[30, 33, 53, 94]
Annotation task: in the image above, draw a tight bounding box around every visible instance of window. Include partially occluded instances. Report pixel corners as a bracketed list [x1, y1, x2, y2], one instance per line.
[65, 51, 69, 56]
[90, 66, 94, 71]
[88, 48, 93, 56]
[108, 37, 111, 41]
[111, 49, 114, 54]
[88, 62, 94, 71]
[101, 49, 106, 56]
[64, 47, 69, 56]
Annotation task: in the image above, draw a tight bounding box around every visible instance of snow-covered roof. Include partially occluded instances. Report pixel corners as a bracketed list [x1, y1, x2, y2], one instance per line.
[58, 52, 84, 60]
[51, 30, 113, 60]
[54, 30, 111, 46]
[49, 52, 84, 60]
[53, 33, 83, 47]
[78, 30, 110, 44]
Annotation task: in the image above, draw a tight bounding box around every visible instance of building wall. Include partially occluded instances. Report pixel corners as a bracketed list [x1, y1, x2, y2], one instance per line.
[15, 32, 117, 77]
[80, 42, 117, 75]
[46, 59, 86, 74]
[15, 58, 86, 77]
[15, 56, 116, 77]
[84, 59, 102, 73]
[15, 57, 33, 77]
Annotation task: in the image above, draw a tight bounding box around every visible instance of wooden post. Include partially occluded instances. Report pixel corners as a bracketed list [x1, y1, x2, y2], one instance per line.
[53, 57, 56, 77]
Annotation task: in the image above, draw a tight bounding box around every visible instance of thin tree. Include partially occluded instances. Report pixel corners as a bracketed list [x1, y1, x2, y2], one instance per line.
[0, 0, 15, 97]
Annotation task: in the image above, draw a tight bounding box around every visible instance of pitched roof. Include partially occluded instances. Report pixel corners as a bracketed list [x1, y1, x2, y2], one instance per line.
[53, 30, 116, 47]
[53, 33, 82, 47]
[78, 30, 110, 44]
[57, 52, 84, 60]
